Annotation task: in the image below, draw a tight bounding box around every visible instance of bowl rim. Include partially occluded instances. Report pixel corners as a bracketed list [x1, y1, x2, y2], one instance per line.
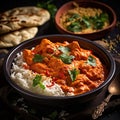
[3, 34, 116, 100]
[55, 0, 117, 35]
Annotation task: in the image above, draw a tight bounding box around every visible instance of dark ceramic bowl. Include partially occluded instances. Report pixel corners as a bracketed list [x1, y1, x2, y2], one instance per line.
[55, 0, 117, 40]
[3, 34, 116, 108]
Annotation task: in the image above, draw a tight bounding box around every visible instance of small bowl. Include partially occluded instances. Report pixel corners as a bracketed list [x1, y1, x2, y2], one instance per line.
[55, 0, 117, 40]
[3, 34, 116, 109]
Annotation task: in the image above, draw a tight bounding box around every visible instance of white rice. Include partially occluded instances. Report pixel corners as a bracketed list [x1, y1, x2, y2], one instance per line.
[10, 52, 74, 96]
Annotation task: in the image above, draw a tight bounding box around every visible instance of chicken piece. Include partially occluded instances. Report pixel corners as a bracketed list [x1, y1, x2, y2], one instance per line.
[71, 48, 92, 60]
[68, 41, 81, 51]
[78, 48, 92, 59]
[55, 79, 66, 85]
[33, 39, 55, 54]
[48, 57, 64, 71]
[73, 74, 97, 88]
[74, 85, 90, 95]
[61, 85, 74, 93]
[23, 49, 34, 65]
[30, 63, 52, 75]
[78, 56, 105, 82]
[68, 41, 91, 60]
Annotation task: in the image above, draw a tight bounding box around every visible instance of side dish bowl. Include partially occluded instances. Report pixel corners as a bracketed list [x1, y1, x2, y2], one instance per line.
[3, 34, 116, 108]
[55, 0, 117, 40]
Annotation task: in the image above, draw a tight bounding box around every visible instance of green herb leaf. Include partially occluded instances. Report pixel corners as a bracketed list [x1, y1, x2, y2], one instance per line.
[48, 111, 58, 120]
[37, 2, 46, 8]
[33, 54, 43, 63]
[91, 13, 109, 30]
[87, 55, 96, 66]
[58, 46, 70, 54]
[47, 4, 57, 19]
[59, 54, 75, 64]
[67, 13, 80, 21]
[58, 46, 75, 64]
[94, 20, 104, 29]
[32, 75, 45, 89]
[39, 82, 45, 89]
[100, 13, 109, 22]
[67, 17, 74, 22]
[37, 0, 57, 19]
[82, 17, 91, 28]
[33, 75, 42, 87]
[68, 69, 80, 82]
[72, 13, 80, 19]
[67, 22, 82, 32]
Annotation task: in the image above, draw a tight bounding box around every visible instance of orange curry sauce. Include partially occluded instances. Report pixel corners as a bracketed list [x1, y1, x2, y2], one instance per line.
[23, 39, 107, 95]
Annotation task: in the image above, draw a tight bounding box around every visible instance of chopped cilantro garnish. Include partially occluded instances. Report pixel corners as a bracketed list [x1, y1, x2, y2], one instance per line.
[58, 46, 70, 54]
[33, 54, 43, 63]
[82, 17, 91, 28]
[59, 54, 75, 64]
[67, 13, 80, 22]
[87, 55, 96, 66]
[67, 22, 82, 32]
[58, 46, 75, 64]
[32, 75, 45, 89]
[37, 0, 57, 20]
[68, 68, 80, 82]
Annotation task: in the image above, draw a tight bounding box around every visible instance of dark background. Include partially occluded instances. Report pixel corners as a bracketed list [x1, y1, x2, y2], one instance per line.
[0, 0, 119, 34]
[0, 0, 119, 14]
[0, 0, 120, 120]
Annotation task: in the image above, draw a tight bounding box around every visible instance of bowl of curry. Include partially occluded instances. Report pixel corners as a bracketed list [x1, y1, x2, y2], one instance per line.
[55, 0, 117, 40]
[4, 34, 116, 108]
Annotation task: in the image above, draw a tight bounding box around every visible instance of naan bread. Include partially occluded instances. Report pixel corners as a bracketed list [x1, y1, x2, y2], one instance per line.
[0, 27, 38, 48]
[0, 6, 50, 35]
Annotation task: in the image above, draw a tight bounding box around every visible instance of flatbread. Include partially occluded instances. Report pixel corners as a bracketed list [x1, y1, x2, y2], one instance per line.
[0, 6, 50, 35]
[0, 27, 38, 48]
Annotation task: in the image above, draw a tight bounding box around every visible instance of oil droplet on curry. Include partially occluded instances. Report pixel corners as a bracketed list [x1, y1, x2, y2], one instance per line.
[23, 38, 107, 95]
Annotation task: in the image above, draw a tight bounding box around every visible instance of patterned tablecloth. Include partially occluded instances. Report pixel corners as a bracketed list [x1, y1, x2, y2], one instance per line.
[0, 0, 120, 120]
